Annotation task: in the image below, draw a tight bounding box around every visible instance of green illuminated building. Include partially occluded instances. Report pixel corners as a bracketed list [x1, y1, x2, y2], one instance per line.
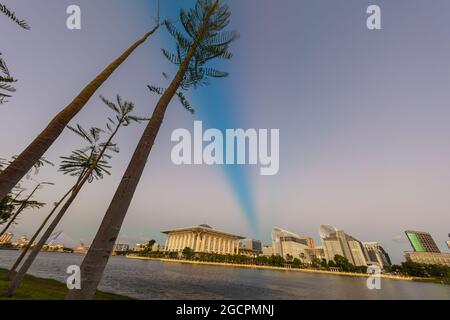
[405, 230, 440, 253]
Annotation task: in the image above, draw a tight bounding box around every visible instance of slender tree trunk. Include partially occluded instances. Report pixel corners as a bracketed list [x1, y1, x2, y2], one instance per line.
[3, 187, 81, 297]
[0, 26, 159, 202]
[0, 184, 39, 239]
[65, 16, 212, 300]
[6, 188, 73, 280]
[3, 115, 125, 296]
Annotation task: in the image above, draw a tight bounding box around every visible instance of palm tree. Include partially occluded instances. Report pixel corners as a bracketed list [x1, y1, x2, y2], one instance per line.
[0, 54, 16, 105]
[66, 0, 238, 300]
[0, 3, 30, 30]
[0, 180, 50, 239]
[0, 157, 53, 229]
[5, 187, 73, 280]
[0, 3, 29, 104]
[0, 1, 162, 202]
[3, 95, 146, 297]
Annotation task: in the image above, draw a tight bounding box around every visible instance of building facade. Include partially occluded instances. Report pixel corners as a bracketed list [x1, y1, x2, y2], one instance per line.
[299, 236, 315, 249]
[405, 230, 440, 253]
[113, 244, 130, 254]
[405, 252, 450, 267]
[240, 239, 262, 253]
[305, 247, 325, 261]
[0, 232, 13, 244]
[363, 242, 392, 269]
[319, 225, 368, 267]
[162, 225, 245, 255]
[262, 245, 273, 256]
[272, 228, 311, 261]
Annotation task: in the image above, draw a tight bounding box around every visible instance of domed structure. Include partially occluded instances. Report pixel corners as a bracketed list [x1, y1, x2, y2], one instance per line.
[199, 224, 212, 229]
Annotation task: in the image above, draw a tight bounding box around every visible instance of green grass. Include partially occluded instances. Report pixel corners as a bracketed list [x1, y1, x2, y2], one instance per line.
[0, 268, 134, 300]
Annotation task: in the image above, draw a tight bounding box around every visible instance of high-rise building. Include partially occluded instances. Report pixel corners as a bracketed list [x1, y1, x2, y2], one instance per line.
[240, 239, 263, 254]
[0, 232, 13, 244]
[299, 236, 315, 249]
[405, 230, 440, 253]
[319, 225, 368, 267]
[447, 234, 450, 250]
[363, 242, 392, 269]
[272, 227, 311, 261]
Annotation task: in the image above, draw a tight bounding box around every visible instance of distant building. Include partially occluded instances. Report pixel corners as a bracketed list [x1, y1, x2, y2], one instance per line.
[405, 252, 450, 267]
[262, 245, 273, 256]
[74, 243, 89, 254]
[13, 235, 29, 248]
[272, 228, 311, 262]
[319, 225, 368, 266]
[240, 239, 262, 253]
[305, 247, 325, 261]
[113, 244, 130, 254]
[151, 242, 162, 252]
[363, 242, 391, 269]
[0, 232, 13, 244]
[405, 230, 440, 253]
[162, 225, 245, 255]
[134, 243, 147, 252]
[447, 241, 450, 250]
[299, 236, 315, 249]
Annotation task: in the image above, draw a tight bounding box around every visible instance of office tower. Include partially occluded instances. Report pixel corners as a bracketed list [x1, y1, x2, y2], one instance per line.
[272, 227, 311, 261]
[363, 242, 392, 269]
[240, 239, 263, 253]
[319, 225, 368, 267]
[405, 230, 440, 253]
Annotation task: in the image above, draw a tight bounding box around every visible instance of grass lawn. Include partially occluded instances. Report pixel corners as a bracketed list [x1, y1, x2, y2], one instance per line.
[0, 268, 134, 300]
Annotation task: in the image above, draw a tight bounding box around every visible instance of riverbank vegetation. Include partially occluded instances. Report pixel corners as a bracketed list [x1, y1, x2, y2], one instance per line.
[136, 248, 450, 284]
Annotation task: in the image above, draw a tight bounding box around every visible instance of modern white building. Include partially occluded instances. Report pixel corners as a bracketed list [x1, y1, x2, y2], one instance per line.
[272, 227, 311, 261]
[162, 224, 245, 255]
[319, 225, 369, 267]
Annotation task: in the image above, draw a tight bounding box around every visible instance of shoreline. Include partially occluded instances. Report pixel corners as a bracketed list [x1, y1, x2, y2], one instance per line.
[0, 268, 133, 300]
[126, 255, 421, 282]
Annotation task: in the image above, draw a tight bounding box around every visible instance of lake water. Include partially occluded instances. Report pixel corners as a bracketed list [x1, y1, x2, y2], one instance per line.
[0, 251, 449, 300]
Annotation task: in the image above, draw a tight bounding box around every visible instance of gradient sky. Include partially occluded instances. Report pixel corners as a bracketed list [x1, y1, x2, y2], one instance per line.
[1, 0, 450, 263]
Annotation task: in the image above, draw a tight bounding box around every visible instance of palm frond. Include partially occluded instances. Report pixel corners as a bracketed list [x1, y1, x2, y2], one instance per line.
[161, 0, 237, 90]
[0, 3, 30, 30]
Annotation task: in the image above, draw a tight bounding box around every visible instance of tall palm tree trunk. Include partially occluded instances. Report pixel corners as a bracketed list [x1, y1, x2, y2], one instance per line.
[3, 186, 81, 297]
[4, 116, 125, 297]
[0, 184, 40, 239]
[0, 26, 159, 202]
[65, 15, 212, 301]
[6, 188, 73, 280]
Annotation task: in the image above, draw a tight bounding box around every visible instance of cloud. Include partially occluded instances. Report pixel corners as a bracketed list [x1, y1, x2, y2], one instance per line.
[392, 234, 408, 243]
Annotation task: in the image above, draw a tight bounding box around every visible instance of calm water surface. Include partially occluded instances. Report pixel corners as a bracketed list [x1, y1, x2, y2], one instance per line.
[0, 251, 449, 300]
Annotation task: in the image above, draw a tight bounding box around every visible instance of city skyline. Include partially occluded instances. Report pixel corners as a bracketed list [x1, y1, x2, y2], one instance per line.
[1, 0, 450, 265]
[4, 223, 449, 265]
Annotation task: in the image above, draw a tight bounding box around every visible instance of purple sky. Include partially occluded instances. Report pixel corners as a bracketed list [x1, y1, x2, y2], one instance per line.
[1, 0, 450, 263]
